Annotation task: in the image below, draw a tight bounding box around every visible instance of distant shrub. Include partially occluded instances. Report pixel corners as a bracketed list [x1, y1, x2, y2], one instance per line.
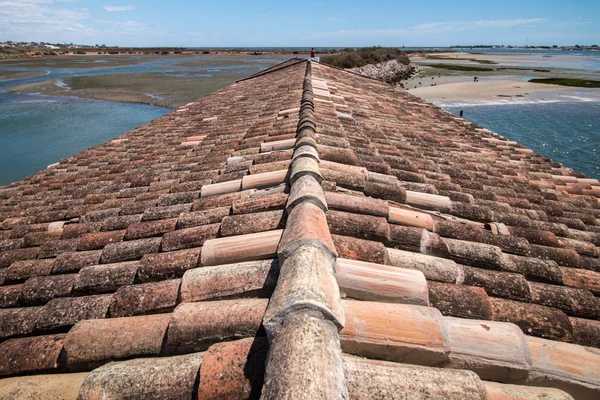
[160, 51, 169, 54]
[75, 50, 86, 54]
[321, 47, 409, 69]
[293, 51, 299, 54]
[202, 51, 210, 54]
[108, 51, 119, 54]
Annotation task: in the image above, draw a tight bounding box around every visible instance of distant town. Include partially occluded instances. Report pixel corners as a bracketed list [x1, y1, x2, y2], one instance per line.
[451, 44, 599, 51]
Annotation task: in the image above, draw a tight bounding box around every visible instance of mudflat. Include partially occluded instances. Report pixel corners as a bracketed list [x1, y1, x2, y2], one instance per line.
[4, 54, 295, 108]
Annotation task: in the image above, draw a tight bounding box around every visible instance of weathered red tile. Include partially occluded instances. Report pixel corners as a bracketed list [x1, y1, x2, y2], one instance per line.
[100, 237, 161, 263]
[78, 353, 203, 400]
[64, 314, 170, 364]
[491, 298, 573, 341]
[201, 229, 282, 266]
[331, 234, 387, 264]
[0, 306, 41, 339]
[197, 337, 269, 400]
[341, 300, 449, 365]
[123, 218, 178, 240]
[20, 274, 75, 305]
[52, 250, 102, 274]
[0, 334, 65, 376]
[220, 210, 285, 237]
[36, 294, 112, 331]
[327, 210, 390, 243]
[109, 279, 181, 317]
[177, 206, 230, 229]
[428, 281, 493, 320]
[5, 259, 54, 282]
[161, 223, 220, 252]
[180, 259, 278, 302]
[74, 261, 139, 294]
[78, 230, 125, 251]
[138, 247, 200, 282]
[167, 299, 267, 352]
[0, 284, 22, 308]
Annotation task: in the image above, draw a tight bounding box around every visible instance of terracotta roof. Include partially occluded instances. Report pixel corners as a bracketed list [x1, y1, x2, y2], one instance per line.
[1, 58, 599, 399]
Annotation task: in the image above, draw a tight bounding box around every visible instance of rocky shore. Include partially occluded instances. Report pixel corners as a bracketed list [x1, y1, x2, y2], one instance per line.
[351, 60, 416, 85]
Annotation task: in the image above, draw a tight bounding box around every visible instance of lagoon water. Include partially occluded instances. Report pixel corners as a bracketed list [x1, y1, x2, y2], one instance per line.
[0, 93, 168, 185]
[445, 100, 600, 180]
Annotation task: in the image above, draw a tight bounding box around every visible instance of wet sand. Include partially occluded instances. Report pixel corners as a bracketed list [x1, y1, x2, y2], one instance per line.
[408, 75, 558, 102]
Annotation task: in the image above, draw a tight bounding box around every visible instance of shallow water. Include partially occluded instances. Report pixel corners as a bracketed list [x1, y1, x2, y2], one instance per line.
[0, 93, 169, 185]
[445, 101, 600, 179]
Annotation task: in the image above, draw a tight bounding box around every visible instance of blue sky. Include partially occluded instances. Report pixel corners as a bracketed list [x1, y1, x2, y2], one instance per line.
[1, 0, 598, 47]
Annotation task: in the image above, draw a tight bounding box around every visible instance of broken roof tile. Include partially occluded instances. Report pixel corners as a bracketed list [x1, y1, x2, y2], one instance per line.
[0, 334, 65, 377]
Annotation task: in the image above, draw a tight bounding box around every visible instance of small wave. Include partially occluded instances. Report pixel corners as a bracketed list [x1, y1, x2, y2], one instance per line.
[54, 80, 70, 90]
[145, 93, 164, 100]
[437, 98, 560, 108]
[559, 95, 599, 102]
[18, 99, 59, 104]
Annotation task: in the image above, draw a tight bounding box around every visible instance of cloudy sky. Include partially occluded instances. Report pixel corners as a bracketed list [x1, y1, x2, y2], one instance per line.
[0, 0, 598, 47]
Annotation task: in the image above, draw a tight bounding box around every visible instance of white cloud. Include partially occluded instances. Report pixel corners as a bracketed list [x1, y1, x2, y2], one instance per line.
[307, 17, 550, 43]
[103, 5, 135, 12]
[475, 18, 548, 28]
[0, 0, 95, 40]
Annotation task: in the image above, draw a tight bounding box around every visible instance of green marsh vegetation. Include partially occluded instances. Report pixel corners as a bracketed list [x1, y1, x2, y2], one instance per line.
[529, 78, 600, 88]
[424, 55, 498, 64]
[498, 67, 551, 72]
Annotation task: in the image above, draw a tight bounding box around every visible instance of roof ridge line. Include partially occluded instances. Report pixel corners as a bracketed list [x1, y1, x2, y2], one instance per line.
[235, 57, 308, 83]
[260, 60, 348, 399]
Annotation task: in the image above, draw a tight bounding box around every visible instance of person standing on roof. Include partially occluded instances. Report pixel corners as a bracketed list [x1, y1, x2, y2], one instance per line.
[310, 48, 316, 58]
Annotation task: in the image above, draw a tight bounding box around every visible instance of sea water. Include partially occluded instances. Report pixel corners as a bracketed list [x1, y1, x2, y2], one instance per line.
[445, 100, 600, 179]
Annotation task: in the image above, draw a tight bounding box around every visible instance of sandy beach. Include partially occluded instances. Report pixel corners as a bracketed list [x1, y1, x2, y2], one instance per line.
[408, 75, 559, 102]
[407, 51, 600, 104]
